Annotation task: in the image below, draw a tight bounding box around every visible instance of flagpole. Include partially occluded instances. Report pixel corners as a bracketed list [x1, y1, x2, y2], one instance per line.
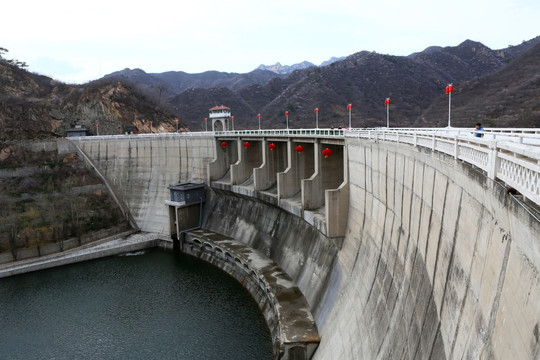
[385, 98, 390, 128]
[347, 104, 352, 129]
[446, 83, 453, 127]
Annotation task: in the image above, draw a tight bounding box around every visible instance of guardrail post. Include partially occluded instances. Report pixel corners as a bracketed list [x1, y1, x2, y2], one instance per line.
[414, 133, 417, 147]
[432, 134, 436, 151]
[487, 141, 499, 179]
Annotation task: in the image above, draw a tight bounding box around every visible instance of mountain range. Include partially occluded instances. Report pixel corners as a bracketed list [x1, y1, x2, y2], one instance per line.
[105, 37, 540, 131]
[256, 57, 345, 74]
[1, 36, 539, 140]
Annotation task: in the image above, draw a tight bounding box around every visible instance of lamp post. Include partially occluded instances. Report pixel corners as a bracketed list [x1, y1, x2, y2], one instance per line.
[95, 123, 99, 136]
[314, 108, 319, 129]
[231, 116, 234, 131]
[285, 111, 289, 130]
[204, 118, 208, 132]
[257, 114, 261, 130]
[174, 119, 179, 132]
[347, 104, 352, 129]
[384, 98, 390, 128]
[149, 121, 153, 133]
[446, 83, 453, 127]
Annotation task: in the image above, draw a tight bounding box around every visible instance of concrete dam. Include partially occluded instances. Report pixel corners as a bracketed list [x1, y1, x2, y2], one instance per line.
[71, 129, 540, 359]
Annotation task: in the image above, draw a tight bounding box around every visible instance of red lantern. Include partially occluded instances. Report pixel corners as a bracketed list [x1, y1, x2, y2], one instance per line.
[231, 116, 234, 120]
[347, 104, 352, 110]
[296, 145, 305, 154]
[269, 143, 277, 151]
[204, 118, 208, 122]
[446, 84, 453, 94]
[221, 141, 227, 148]
[322, 148, 333, 158]
[314, 108, 319, 113]
[257, 114, 261, 118]
[285, 111, 289, 116]
[384, 98, 390, 106]
[244, 141, 251, 149]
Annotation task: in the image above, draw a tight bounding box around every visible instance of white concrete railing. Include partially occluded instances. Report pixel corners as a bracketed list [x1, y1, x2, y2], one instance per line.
[72, 127, 540, 142]
[346, 129, 540, 207]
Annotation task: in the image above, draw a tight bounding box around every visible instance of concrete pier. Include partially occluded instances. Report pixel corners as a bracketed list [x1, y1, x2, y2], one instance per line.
[183, 229, 320, 360]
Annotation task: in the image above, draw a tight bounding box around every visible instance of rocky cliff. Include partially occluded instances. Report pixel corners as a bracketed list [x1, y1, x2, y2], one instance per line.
[0, 59, 183, 141]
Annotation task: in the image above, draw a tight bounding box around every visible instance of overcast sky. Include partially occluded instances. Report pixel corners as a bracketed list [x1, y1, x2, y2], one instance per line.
[2, 0, 538, 84]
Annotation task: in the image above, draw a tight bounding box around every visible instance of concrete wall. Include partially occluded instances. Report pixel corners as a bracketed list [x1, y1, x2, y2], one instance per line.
[208, 139, 238, 181]
[231, 140, 263, 185]
[203, 187, 340, 314]
[312, 139, 540, 359]
[76, 135, 540, 360]
[277, 141, 315, 199]
[73, 135, 215, 234]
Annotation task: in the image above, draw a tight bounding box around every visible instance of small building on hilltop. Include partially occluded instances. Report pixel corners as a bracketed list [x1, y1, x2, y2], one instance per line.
[65, 125, 90, 137]
[123, 125, 139, 135]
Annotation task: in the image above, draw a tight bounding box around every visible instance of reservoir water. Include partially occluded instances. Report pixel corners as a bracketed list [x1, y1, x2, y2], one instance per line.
[0, 249, 273, 359]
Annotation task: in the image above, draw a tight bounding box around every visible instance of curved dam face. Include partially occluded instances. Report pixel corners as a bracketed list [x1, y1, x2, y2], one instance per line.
[316, 139, 539, 359]
[74, 135, 539, 359]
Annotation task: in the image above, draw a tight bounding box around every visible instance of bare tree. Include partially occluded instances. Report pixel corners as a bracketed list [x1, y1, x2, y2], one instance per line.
[69, 198, 86, 245]
[5, 214, 21, 261]
[155, 83, 169, 105]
